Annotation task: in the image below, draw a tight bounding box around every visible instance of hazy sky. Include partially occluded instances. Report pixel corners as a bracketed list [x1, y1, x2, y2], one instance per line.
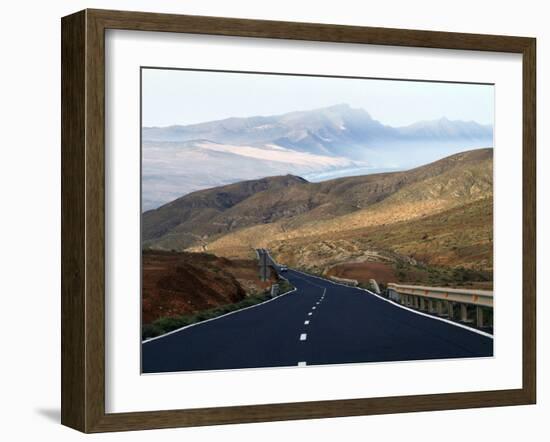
[142, 68, 494, 128]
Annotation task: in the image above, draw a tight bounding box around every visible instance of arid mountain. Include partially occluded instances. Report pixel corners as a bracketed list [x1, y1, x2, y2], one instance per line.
[143, 148, 493, 285]
[144, 148, 492, 246]
[142, 174, 308, 250]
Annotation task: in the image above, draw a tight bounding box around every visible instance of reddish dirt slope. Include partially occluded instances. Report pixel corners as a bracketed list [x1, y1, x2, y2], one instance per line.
[142, 250, 274, 324]
[325, 262, 397, 286]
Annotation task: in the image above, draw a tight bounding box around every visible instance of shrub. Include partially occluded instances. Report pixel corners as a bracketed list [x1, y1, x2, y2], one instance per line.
[153, 316, 191, 332]
[142, 323, 163, 340]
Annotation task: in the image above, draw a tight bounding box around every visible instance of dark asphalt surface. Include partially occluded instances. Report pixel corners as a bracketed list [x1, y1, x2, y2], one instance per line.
[142, 265, 493, 374]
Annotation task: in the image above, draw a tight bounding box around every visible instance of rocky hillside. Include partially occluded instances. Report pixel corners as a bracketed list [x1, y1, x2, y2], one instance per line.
[142, 174, 307, 250]
[143, 148, 493, 286]
[144, 149, 492, 252]
[270, 196, 493, 281]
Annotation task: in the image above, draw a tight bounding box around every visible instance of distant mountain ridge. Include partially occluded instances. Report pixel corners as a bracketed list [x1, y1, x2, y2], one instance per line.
[143, 104, 493, 158]
[142, 104, 493, 210]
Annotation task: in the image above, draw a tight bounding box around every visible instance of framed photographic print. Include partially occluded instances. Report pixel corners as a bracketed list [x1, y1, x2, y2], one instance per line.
[61, 9, 536, 433]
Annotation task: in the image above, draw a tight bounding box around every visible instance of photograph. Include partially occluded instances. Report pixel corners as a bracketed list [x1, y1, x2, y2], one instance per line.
[140, 67, 495, 374]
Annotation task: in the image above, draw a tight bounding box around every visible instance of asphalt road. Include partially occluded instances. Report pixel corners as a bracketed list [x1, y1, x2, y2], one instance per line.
[142, 261, 493, 374]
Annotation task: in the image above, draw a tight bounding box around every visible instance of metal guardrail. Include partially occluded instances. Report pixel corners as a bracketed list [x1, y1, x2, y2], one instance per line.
[329, 276, 358, 286]
[369, 279, 381, 294]
[256, 248, 278, 281]
[387, 283, 493, 328]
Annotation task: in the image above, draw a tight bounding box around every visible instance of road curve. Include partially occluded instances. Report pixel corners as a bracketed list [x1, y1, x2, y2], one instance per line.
[142, 267, 493, 373]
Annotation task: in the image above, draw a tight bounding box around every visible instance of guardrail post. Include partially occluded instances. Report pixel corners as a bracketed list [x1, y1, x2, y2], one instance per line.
[460, 304, 468, 322]
[436, 300, 444, 316]
[476, 306, 484, 328]
[369, 279, 381, 294]
[447, 301, 454, 319]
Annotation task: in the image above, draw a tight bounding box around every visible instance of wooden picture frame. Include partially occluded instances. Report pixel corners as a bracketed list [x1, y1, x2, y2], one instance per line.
[61, 8, 536, 433]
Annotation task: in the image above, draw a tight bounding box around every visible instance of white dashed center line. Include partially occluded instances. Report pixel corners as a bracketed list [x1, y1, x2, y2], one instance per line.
[304, 320, 310, 325]
[308, 312, 313, 316]
[300, 333, 307, 341]
[312, 306, 316, 310]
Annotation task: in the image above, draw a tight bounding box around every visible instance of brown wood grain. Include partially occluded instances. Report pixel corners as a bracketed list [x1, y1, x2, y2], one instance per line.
[61, 8, 537, 433]
[61, 10, 86, 431]
[522, 39, 537, 402]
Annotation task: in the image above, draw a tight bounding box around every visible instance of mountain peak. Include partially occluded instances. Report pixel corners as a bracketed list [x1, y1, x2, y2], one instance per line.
[320, 103, 371, 117]
[325, 103, 352, 111]
[142, 105, 492, 150]
[283, 173, 309, 183]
